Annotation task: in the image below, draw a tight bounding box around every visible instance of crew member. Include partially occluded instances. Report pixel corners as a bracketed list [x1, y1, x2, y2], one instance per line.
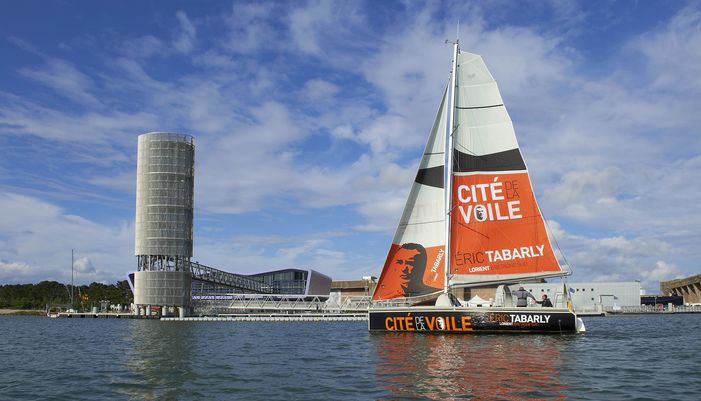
[536, 294, 553, 307]
[512, 286, 535, 307]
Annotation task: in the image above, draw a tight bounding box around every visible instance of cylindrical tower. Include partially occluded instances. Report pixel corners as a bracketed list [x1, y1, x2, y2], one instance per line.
[134, 132, 194, 315]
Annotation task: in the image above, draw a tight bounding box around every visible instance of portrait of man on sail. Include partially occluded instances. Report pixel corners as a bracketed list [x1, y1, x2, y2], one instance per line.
[373, 243, 441, 300]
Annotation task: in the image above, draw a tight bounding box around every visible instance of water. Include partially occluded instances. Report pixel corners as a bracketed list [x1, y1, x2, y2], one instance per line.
[1, 314, 700, 400]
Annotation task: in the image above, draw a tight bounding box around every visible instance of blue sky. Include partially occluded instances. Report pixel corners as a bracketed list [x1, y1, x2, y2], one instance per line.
[1, 1, 700, 293]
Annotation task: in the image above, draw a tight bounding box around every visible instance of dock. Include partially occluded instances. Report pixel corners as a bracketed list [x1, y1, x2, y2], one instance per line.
[576, 311, 607, 317]
[162, 313, 368, 322]
[50, 312, 159, 319]
[45, 305, 701, 320]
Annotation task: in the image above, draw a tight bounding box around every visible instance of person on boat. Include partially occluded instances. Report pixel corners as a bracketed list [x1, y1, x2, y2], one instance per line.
[512, 287, 536, 307]
[536, 294, 553, 307]
[374, 243, 436, 299]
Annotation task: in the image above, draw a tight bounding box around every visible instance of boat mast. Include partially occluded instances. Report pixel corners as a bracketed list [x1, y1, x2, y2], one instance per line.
[70, 248, 74, 308]
[443, 40, 459, 295]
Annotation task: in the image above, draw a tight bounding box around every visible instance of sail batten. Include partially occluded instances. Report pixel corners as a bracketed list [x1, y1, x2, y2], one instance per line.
[456, 104, 504, 110]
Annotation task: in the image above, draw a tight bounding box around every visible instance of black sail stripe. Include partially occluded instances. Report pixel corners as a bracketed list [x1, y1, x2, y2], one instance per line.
[415, 165, 444, 188]
[453, 148, 526, 173]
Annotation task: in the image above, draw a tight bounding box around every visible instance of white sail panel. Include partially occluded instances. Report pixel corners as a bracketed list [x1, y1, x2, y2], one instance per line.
[455, 52, 495, 85]
[453, 53, 518, 158]
[456, 82, 503, 109]
[458, 106, 510, 126]
[373, 87, 449, 300]
[453, 109, 518, 157]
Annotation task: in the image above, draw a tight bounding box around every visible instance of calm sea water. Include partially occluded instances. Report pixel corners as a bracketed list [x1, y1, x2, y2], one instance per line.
[1, 314, 700, 400]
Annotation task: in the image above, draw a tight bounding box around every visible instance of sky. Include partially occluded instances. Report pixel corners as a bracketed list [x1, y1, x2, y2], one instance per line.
[1, 0, 700, 294]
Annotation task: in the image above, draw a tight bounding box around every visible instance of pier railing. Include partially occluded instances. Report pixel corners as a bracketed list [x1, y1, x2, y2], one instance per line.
[612, 304, 701, 314]
[573, 304, 701, 315]
[191, 295, 390, 315]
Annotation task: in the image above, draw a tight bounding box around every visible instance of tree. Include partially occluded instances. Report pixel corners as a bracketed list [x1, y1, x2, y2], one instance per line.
[0, 280, 133, 310]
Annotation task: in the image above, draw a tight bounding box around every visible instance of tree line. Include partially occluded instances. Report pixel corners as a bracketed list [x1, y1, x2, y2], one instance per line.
[0, 280, 133, 310]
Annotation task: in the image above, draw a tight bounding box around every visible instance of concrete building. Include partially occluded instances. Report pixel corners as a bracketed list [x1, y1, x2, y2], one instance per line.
[330, 276, 377, 299]
[661, 274, 701, 304]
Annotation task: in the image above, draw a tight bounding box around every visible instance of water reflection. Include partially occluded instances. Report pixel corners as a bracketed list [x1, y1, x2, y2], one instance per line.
[119, 321, 197, 400]
[372, 333, 570, 400]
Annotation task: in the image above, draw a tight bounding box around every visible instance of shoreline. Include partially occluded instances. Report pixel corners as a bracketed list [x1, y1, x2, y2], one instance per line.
[0, 309, 45, 316]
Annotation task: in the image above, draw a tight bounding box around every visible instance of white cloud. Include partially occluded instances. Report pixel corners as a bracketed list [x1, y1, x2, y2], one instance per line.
[464, 28, 572, 101]
[555, 229, 682, 291]
[193, 49, 241, 69]
[224, 2, 278, 54]
[631, 5, 701, 91]
[640, 261, 682, 282]
[116, 35, 166, 59]
[87, 172, 136, 194]
[73, 257, 96, 274]
[543, 168, 622, 220]
[0, 192, 133, 284]
[0, 92, 159, 143]
[302, 79, 338, 100]
[287, 0, 365, 57]
[0, 261, 33, 278]
[288, 0, 330, 55]
[173, 11, 197, 53]
[19, 59, 101, 107]
[545, 219, 567, 241]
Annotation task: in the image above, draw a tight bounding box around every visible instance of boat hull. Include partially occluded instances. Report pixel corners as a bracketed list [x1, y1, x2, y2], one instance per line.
[369, 307, 579, 333]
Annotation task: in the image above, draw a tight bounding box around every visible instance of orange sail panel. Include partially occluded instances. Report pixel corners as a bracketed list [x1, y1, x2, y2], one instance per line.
[450, 171, 560, 277]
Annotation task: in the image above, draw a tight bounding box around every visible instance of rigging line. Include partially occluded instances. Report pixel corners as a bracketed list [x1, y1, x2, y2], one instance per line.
[451, 218, 490, 239]
[544, 217, 573, 273]
[448, 124, 495, 175]
[450, 122, 459, 137]
[456, 104, 504, 110]
[452, 141, 478, 156]
[448, 123, 470, 173]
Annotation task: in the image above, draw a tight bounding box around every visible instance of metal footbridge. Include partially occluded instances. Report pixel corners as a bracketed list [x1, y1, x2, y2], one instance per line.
[189, 261, 273, 294]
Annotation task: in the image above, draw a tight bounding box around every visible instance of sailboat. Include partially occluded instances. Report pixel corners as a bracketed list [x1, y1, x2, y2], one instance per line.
[368, 41, 585, 333]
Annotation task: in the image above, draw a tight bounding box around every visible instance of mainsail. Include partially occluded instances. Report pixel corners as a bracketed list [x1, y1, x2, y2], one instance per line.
[448, 51, 565, 287]
[373, 48, 566, 301]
